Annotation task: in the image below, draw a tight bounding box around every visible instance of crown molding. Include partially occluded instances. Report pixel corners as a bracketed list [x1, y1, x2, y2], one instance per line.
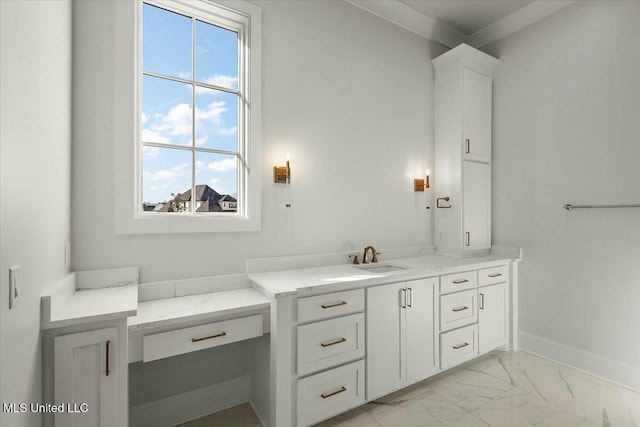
[345, 0, 466, 48]
[345, 0, 576, 49]
[467, 1, 576, 48]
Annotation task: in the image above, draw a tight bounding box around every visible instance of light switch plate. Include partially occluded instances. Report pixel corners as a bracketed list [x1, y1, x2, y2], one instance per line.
[9, 265, 20, 309]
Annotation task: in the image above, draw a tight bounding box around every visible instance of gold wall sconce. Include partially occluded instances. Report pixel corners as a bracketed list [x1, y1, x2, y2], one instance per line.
[414, 169, 430, 191]
[274, 154, 291, 184]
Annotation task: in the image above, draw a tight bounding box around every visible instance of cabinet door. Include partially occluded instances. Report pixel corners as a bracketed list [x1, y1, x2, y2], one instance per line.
[463, 161, 491, 251]
[405, 278, 438, 384]
[478, 283, 507, 354]
[463, 68, 492, 162]
[366, 282, 405, 400]
[55, 327, 117, 427]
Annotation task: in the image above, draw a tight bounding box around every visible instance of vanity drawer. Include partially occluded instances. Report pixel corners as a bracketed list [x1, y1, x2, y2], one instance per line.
[142, 315, 263, 362]
[297, 313, 365, 376]
[297, 359, 365, 427]
[441, 324, 477, 369]
[297, 289, 364, 323]
[440, 289, 477, 332]
[440, 270, 477, 294]
[478, 265, 509, 286]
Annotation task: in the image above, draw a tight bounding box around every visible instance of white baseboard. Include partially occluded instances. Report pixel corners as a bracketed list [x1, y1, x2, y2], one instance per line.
[519, 331, 640, 392]
[130, 375, 251, 427]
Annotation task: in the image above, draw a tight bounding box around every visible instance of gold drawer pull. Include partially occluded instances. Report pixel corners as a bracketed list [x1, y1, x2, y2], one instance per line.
[321, 386, 347, 399]
[452, 306, 469, 312]
[321, 337, 347, 348]
[192, 332, 227, 343]
[452, 279, 469, 284]
[488, 273, 502, 278]
[321, 301, 347, 309]
[453, 342, 469, 350]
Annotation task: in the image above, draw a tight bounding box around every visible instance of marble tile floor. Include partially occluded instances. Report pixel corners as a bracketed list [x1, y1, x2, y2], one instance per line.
[178, 350, 640, 427]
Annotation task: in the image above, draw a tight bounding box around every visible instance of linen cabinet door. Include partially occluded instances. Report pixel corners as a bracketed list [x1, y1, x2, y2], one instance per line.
[463, 161, 491, 252]
[478, 282, 508, 354]
[463, 68, 492, 163]
[366, 282, 405, 401]
[405, 278, 438, 384]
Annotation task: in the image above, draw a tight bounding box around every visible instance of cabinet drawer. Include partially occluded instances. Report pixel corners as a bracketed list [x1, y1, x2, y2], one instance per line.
[441, 324, 477, 369]
[440, 270, 477, 294]
[297, 289, 364, 323]
[297, 313, 365, 376]
[142, 315, 263, 362]
[440, 289, 477, 332]
[297, 360, 365, 427]
[478, 265, 509, 286]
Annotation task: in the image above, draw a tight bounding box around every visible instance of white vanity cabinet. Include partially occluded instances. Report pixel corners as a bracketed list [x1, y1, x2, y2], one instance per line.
[478, 265, 509, 354]
[439, 264, 509, 370]
[40, 271, 137, 427]
[256, 256, 516, 427]
[433, 43, 498, 256]
[42, 319, 129, 427]
[54, 328, 119, 427]
[295, 289, 366, 426]
[366, 277, 438, 400]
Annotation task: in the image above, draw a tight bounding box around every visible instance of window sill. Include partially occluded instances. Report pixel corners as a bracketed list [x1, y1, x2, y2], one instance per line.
[115, 213, 261, 234]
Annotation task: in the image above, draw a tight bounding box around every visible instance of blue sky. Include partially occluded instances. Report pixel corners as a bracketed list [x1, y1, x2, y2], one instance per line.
[141, 3, 239, 205]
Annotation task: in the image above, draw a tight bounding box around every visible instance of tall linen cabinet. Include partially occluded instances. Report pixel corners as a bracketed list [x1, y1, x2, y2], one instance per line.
[433, 44, 498, 256]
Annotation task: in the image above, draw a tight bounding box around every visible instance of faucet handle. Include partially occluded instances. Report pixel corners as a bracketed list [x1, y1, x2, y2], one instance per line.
[349, 254, 360, 265]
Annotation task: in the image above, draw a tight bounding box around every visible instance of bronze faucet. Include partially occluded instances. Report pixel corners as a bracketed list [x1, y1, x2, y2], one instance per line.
[362, 246, 379, 264]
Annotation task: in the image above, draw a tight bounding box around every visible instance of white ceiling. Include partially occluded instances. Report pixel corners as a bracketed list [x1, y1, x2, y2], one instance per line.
[346, 0, 576, 48]
[399, 0, 534, 35]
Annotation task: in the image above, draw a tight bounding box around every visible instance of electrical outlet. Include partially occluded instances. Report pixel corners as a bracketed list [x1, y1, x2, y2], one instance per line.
[9, 265, 20, 309]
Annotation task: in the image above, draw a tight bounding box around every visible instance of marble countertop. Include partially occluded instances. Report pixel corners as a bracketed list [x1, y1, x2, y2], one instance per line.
[42, 280, 138, 329]
[41, 268, 139, 329]
[249, 254, 513, 298]
[128, 288, 270, 331]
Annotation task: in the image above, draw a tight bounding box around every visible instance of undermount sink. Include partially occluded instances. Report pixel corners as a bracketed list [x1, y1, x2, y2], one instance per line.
[355, 263, 408, 273]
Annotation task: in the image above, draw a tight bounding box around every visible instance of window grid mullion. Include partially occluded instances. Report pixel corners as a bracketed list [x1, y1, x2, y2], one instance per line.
[142, 141, 239, 157]
[142, 71, 239, 96]
[190, 16, 196, 214]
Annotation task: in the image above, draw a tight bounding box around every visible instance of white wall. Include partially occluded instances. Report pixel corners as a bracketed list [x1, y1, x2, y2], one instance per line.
[71, 0, 446, 282]
[484, 0, 640, 389]
[0, 1, 72, 425]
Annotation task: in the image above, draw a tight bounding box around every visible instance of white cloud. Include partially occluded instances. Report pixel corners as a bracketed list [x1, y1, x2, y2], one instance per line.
[143, 100, 231, 146]
[141, 113, 149, 124]
[144, 163, 189, 182]
[162, 103, 192, 136]
[205, 74, 238, 90]
[215, 126, 237, 136]
[207, 158, 236, 172]
[209, 178, 221, 186]
[142, 128, 170, 144]
[197, 101, 227, 125]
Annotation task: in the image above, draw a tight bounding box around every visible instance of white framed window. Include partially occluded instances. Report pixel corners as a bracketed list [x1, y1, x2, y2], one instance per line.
[115, 0, 261, 234]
